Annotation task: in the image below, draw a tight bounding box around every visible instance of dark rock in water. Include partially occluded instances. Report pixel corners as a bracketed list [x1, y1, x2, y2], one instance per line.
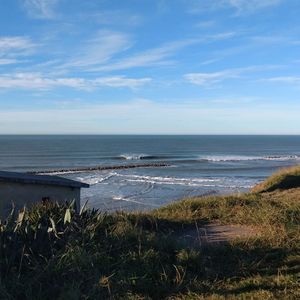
[28, 163, 170, 175]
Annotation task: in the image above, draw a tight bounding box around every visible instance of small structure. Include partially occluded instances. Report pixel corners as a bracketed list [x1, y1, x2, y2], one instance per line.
[0, 171, 89, 218]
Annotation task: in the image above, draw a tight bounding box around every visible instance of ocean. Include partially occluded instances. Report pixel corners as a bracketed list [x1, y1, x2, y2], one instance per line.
[0, 135, 299, 211]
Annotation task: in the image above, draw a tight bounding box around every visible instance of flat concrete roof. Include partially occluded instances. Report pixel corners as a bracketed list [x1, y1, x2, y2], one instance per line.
[0, 171, 89, 188]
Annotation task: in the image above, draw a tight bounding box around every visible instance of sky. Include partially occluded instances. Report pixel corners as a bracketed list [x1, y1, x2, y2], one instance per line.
[0, 0, 300, 134]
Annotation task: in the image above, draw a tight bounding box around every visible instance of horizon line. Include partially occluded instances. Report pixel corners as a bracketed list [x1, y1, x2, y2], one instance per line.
[0, 133, 299, 136]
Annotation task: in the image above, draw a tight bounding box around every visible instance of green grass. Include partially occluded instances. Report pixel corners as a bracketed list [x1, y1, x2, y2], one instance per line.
[0, 167, 299, 299]
[252, 165, 300, 193]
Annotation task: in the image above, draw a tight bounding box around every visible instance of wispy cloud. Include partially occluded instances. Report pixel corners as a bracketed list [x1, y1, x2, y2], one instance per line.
[88, 41, 183, 72]
[195, 20, 217, 28]
[249, 35, 290, 45]
[265, 76, 300, 85]
[204, 33, 298, 67]
[0, 36, 35, 56]
[92, 76, 152, 88]
[184, 71, 237, 86]
[86, 10, 143, 26]
[200, 58, 221, 66]
[86, 32, 236, 72]
[0, 36, 35, 68]
[189, 0, 282, 14]
[185, 65, 282, 86]
[0, 73, 151, 90]
[211, 96, 257, 104]
[60, 30, 132, 70]
[226, 0, 282, 14]
[184, 67, 247, 86]
[0, 59, 19, 65]
[23, 0, 59, 19]
[20, 31, 235, 74]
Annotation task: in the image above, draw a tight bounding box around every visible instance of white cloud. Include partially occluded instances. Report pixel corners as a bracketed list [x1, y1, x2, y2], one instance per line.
[265, 76, 300, 85]
[185, 71, 233, 86]
[0, 59, 18, 65]
[0, 37, 35, 67]
[90, 43, 180, 72]
[0, 73, 151, 90]
[87, 33, 236, 72]
[189, 0, 282, 14]
[28, 31, 235, 74]
[250, 35, 288, 44]
[184, 69, 243, 86]
[61, 30, 132, 69]
[184, 65, 281, 86]
[200, 58, 220, 66]
[195, 20, 216, 28]
[87, 11, 143, 26]
[0, 36, 35, 56]
[23, 0, 59, 19]
[211, 97, 256, 104]
[227, 0, 282, 13]
[92, 77, 152, 88]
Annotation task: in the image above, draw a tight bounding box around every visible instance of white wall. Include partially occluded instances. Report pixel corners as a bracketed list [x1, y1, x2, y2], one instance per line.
[0, 182, 80, 218]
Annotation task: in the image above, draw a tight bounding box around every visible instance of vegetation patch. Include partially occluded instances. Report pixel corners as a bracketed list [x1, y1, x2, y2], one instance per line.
[0, 168, 299, 299]
[252, 165, 300, 193]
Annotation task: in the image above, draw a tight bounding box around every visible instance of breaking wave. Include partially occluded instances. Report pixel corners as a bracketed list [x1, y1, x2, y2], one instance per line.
[115, 173, 255, 188]
[200, 155, 300, 162]
[118, 154, 178, 160]
[117, 153, 300, 162]
[31, 154, 300, 176]
[76, 172, 117, 185]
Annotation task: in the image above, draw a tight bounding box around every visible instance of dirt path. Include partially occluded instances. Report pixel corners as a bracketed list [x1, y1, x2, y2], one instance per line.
[176, 223, 260, 248]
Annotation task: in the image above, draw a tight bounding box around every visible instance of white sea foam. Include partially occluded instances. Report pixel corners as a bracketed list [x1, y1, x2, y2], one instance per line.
[264, 155, 300, 161]
[201, 155, 300, 162]
[124, 174, 218, 182]
[119, 153, 300, 162]
[76, 172, 116, 185]
[112, 195, 158, 207]
[124, 179, 252, 188]
[119, 153, 148, 160]
[114, 173, 255, 188]
[38, 170, 84, 175]
[113, 196, 127, 201]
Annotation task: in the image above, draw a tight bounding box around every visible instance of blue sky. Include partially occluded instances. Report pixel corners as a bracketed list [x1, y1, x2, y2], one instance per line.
[0, 0, 300, 134]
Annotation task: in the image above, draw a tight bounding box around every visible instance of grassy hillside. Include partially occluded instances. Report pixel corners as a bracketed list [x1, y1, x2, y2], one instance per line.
[0, 166, 299, 299]
[252, 165, 300, 193]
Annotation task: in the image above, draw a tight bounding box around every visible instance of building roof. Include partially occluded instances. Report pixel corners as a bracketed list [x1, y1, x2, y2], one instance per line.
[0, 171, 89, 188]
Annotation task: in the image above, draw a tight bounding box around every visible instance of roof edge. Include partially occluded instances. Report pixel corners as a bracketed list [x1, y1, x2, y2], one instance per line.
[0, 171, 90, 189]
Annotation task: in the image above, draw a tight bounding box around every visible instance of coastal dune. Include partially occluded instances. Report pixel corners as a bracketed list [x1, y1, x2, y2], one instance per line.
[0, 165, 299, 299]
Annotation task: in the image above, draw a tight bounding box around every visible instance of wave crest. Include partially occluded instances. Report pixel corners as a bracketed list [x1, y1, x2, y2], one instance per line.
[201, 155, 300, 162]
[118, 153, 300, 162]
[119, 154, 154, 160]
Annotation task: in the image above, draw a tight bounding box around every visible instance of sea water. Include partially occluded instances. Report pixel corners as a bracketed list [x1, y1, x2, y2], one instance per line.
[0, 135, 299, 211]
